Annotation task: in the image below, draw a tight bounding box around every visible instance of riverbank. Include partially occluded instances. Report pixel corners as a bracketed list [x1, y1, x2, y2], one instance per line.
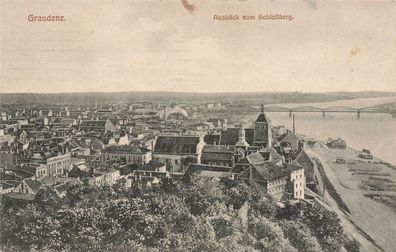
[302, 139, 396, 252]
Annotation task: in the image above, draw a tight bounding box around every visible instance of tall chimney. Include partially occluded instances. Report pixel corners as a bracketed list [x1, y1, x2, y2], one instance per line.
[292, 113, 295, 133]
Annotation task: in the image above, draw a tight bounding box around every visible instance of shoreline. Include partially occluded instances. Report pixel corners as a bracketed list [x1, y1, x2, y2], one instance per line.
[297, 133, 396, 167]
[300, 135, 396, 252]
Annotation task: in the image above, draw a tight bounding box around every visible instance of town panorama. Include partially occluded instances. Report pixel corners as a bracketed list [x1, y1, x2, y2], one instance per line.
[1, 91, 396, 251]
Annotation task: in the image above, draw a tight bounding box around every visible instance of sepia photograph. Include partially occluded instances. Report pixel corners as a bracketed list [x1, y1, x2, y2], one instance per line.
[0, 0, 395, 251]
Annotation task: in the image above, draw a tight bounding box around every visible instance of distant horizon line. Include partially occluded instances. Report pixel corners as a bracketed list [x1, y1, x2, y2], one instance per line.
[1, 90, 396, 95]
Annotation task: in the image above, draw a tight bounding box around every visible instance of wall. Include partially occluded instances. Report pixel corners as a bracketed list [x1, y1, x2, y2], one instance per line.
[267, 177, 287, 198]
[46, 153, 71, 177]
[290, 169, 305, 199]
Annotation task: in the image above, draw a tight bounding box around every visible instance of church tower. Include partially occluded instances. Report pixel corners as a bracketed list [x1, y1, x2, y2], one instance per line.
[253, 104, 272, 148]
[235, 123, 249, 150]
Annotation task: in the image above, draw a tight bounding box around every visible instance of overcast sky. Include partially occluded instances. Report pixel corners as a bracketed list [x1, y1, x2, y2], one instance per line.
[1, 0, 396, 93]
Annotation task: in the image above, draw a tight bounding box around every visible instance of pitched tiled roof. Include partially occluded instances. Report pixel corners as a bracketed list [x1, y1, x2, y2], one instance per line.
[204, 134, 220, 145]
[287, 161, 304, 172]
[103, 145, 150, 154]
[278, 130, 298, 143]
[254, 161, 286, 181]
[1, 182, 16, 190]
[154, 135, 200, 155]
[261, 146, 283, 162]
[71, 139, 90, 148]
[54, 184, 69, 194]
[230, 161, 250, 174]
[60, 118, 75, 126]
[202, 153, 231, 162]
[246, 151, 266, 164]
[207, 118, 221, 123]
[218, 127, 255, 146]
[186, 163, 233, 174]
[4, 193, 35, 201]
[295, 149, 311, 162]
[137, 160, 165, 171]
[255, 112, 270, 123]
[91, 139, 105, 150]
[80, 120, 106, 127]
[202, 145, 235, 162]
[24, 178, 44, 193]
[238, 161, 286, 182]
[202, 145, 235, 153]
[219, 128, 239, 145]
[107, 118, 118, 126]
[259, 151, 271, 161]
[245, 128, 254, 145]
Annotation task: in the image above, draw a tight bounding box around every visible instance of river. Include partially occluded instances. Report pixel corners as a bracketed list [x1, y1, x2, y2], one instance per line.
[264, 97, 396, 165]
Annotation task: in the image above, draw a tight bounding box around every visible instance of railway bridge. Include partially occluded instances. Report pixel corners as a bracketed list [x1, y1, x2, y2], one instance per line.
[263, 105, 396, 118]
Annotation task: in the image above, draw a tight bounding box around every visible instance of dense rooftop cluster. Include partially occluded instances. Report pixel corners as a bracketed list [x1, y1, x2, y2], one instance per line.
[0, 101, 356, 251]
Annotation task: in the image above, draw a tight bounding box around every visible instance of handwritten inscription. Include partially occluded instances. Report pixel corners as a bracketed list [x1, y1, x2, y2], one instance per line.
[213, 14, 294, 21]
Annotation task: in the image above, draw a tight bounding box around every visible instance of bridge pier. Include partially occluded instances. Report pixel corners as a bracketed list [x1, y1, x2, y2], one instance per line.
[357, 110, 360, 119]
[322, 111, 325, 117]
[289, 110, 292, 118]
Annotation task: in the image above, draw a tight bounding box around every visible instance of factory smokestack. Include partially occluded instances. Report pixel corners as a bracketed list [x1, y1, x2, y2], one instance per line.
[292, 113, 295, 133]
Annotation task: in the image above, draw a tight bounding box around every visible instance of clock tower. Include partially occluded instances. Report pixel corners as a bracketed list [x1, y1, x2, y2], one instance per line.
[253, 104, 272, 148]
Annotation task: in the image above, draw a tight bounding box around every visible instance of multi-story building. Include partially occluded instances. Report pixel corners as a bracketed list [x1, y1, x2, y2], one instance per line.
[153, 135, 205, 173]
[87, 168, 121, 187]
[40, 153, 72, 177]
[287, 162, 305, 200]
[236, 158, 288, 200]
[14, 178, 44, 195]
[79, 119, 117, 133]
[201, 145, 244, 167]
[101, 145, 152, 165]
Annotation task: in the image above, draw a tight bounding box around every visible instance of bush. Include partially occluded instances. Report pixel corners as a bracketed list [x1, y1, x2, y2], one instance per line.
[344, 238, 360, 252]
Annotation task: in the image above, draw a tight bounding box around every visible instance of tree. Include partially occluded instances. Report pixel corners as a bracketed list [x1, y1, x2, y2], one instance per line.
[221, 180, 250, 210]
[65, 183, 85, 206]
[160, 177, 181, 195]
[277, 202, 303, 220]
[184, 175, 223, 216]
[9, 205, 62, 251]
[56, 206, 106, 251]
[250, 196, 278, 219]
[211, 216, 235, 239]
[301, 203, 344, 252]
[280, 220, 321, 252]
[186, 191, 214, 216]
[34, 186, 62, 212]
[0, 174, 345, 252]
[248, 216, 294, 252]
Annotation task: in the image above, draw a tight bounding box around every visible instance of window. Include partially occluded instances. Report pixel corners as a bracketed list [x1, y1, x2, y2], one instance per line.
[300, 174, 302, 179]
[296, 184, 298, 188]
[300, 182, 302, 187]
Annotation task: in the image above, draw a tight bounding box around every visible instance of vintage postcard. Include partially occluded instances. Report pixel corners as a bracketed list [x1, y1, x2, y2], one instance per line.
[0, 0, 395, 251]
